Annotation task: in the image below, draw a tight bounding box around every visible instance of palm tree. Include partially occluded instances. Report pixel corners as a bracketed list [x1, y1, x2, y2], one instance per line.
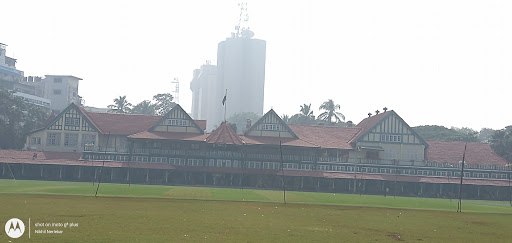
[108, 95, 132, 114]
[318, 99, 345, 124]
[300, 104, 314, 118]
[131, 100, 155, 115]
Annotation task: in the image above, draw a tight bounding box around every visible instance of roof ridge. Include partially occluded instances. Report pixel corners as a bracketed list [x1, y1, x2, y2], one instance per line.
[78, 105, 104, 134]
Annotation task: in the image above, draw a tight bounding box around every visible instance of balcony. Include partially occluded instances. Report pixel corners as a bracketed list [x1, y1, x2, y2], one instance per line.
[83, 145, 129, 153]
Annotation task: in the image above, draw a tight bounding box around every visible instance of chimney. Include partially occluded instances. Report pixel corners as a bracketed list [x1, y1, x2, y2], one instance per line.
[246, 119, 252, 130]
[347, 121, 353, 127]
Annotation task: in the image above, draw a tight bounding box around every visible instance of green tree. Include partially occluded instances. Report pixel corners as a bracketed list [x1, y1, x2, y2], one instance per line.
[478, 128, 496, 143]
[108, 95, 132, 114]
[131, 100, 156, 115]
[282, 114, 290, 123]
[318, 99, 345, 125]
[490, 126, 512, 162]
[0, 88, 50, 149]
[153, 93, 176, 115]
[227, 112, 261, 134]
[300, 103, 314, 117]
[412, 125, 479, 142]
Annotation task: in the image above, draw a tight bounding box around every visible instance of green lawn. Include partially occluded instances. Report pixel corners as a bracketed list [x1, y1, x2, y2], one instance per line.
[1, 179, 511, 213]
[0, 179, 511, 242]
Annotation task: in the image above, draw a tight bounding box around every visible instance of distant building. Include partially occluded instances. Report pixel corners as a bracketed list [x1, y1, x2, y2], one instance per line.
[0, 43, 52, 109]
[190, 31, 266, 132]
[217, 34, 266, 120]
[1, 43, 83, 111]
[41, 75, 82, 111]
[190, 63, 218, 130]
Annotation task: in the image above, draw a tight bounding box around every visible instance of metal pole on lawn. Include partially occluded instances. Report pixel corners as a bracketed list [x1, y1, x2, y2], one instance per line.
[240, 145, 245, 191]
[5, 163, 16, 180]
[95, 132, 110, 198]
[457, 143, 467, 213]
[279, 141, 286, 204]
[507, 164, 511, 206]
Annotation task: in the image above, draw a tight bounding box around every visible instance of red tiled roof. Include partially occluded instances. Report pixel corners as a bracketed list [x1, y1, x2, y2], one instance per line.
[78, 107, 162, 135]
[128, 131, 208, 141]
[288, 124, 361, 149]
[241, 135, 318, 148]
[44, 113, 56, 127]
[426, 140, 508, 166]
[205, 122, 244, 145]
[77, 106, 206, 135]
[0, 150, 82, 161]
[349, 111, 391, 143]
[195, 120, 207, 131]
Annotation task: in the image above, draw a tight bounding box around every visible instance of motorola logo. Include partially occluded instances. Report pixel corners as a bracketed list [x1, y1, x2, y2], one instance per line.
[5, 218, 25, 239]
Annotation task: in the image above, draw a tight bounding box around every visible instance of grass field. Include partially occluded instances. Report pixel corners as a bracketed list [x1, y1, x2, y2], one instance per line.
[1, 179, 512, 242]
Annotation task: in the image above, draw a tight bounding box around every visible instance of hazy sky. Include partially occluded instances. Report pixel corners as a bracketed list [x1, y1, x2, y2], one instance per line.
[3, 0, 511, 130]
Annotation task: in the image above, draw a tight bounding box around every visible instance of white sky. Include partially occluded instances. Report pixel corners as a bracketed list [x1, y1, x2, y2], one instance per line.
[3, 0, 511, 130]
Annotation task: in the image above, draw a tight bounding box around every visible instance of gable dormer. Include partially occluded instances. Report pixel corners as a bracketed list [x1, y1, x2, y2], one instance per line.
[150, 104, 204, 134]
[46, 103, 97, 132]
[244, 109, 297, 138]
[354, 111, 427, 147]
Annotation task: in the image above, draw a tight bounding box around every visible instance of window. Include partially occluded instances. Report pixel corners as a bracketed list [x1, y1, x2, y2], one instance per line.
[167, 119, 188, 126]
[150, 157, 167, 163]
[261, 124, 280, 131]
[30, 137, 41, 145]
[318, 165, 329, 171]
[82, 134, 96, 146]
[455, 172, 471, 178]
[64, 133, 78, 147]
[263, 162, 272, 169]
[132, 156, 149, 162]
[54, 78, 62, 83]
[187, 159, 203, 166]
[116, 155, 129, 161]
[47, 133, 61, 146]
[332, 165, 345, 171]
[436, 171, 450, 177]
[475, 173, 489, 178]
[65, 117, 80, 126]
[283, 163, 298, 170]
[300, 164, 312, 170]
[53, 89, 62, 95]
[381, 134, 402, 142]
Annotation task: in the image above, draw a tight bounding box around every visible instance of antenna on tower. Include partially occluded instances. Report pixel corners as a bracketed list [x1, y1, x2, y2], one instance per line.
[172, 77, 180, 104]
[234, 1, 254, 38]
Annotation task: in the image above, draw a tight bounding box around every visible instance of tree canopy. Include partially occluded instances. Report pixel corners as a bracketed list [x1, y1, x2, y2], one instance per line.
[490, 126, 512, 163]
[318, 99, 345, 125]
[412, 125, 479, 142]
[153, 93, 176, 116]
[227, 112, 261, 134]
[108, 95, 132, 114]
[0, 88, 50, 149]
[108, 93, 176, 115]
[131, 100, 155, 115]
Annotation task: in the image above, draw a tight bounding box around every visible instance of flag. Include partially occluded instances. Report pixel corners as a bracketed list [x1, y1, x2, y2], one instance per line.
[222, 90, 227, 106]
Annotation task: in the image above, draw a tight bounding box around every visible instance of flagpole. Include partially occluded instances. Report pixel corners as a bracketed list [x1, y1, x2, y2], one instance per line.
[224, 89, 227, 122]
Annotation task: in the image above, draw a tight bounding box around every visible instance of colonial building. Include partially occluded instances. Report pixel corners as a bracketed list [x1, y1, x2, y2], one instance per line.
[5, 103, 509, 200]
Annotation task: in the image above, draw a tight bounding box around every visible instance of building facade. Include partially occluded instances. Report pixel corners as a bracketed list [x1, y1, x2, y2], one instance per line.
[1, 43, 82, 111]
[190, 63, 218, 131]
[41, 75, 82, 111]
[17, 103, 510, 200]
[190, 33, 266, 132]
